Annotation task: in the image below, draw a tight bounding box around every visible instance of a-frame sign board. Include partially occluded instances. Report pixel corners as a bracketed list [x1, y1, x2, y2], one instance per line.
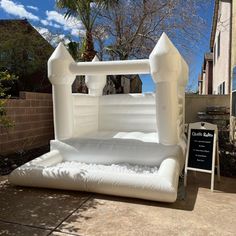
[184, 122, 220, 191]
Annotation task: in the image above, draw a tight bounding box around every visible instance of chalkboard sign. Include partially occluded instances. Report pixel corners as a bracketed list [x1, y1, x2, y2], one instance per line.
[184, 122, 220, 191]
[188, 129, 214, 170]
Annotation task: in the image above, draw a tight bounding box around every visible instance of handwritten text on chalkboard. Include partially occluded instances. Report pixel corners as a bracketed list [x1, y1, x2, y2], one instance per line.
[188, 129, 214, 170]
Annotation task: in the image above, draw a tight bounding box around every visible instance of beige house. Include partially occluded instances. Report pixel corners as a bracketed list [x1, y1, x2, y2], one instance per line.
[73, 74, 142, 95]
[201, 0, 236, 142]
[211, 0, 236, 142]
[103, 75, 142, 95]
[230, 0, 236, 142]
[198, 53, 213, 95]
[210, 0, 231, 95]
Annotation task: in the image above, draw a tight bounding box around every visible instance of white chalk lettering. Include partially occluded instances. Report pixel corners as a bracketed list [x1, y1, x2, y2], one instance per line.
[192, 132, 202, 136]
[203, 132, 213, 138]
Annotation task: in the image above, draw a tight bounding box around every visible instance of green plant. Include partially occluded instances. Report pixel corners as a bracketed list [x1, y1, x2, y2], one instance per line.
[56, 0, 118, 61]
[67, 40, 85, 61]
[0, 20, 54, 94]
[0, 70, 18, 128]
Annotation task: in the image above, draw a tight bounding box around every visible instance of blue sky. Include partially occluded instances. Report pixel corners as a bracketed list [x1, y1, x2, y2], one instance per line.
[0, 0, 214, 93]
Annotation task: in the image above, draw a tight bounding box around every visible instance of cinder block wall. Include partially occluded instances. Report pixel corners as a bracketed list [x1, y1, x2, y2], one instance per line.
[185, 94, 230, 123]
[0, 92, 54, 155]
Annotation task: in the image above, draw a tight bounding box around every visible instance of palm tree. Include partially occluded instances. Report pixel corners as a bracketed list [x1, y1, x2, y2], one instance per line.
[66, 40, 85, 61]
[56, 0, 118, 61]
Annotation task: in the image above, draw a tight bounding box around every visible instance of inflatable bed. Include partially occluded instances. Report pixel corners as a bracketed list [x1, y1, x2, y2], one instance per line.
[9, 33, 189, 202]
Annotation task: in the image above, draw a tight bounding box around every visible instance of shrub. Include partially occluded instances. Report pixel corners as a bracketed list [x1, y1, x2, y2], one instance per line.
[0, 70, 18, 128]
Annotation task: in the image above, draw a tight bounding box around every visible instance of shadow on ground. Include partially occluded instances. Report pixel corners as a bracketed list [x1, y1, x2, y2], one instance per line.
[0, 173, 235, 236]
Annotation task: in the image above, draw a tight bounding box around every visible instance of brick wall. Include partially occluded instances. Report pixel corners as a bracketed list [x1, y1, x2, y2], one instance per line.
[0, 92, 54, 155]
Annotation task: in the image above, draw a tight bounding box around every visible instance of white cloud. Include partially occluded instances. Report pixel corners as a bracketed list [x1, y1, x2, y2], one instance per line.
[46, 10, 68, 27]
[40, 19, 48, 26]
[26, 5, 38, 11]
[34, 26, 70, 47]
[58, 34, 70, 44]
[53, 23, 61, 29]
[35, 26, 49, 35]
[0, 0, 39, 21]
[41, 19, 61, 28]
[45, 10, 84, 37]
[90, 2, 98, 8]
[71, 28, 86, 37]
[34, 26, 56, 44]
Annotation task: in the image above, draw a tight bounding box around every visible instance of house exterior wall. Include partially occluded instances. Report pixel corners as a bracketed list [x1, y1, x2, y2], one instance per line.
[130, 76, 142, 93]
[103, 78, 116, 95]
[232, 1, 236, 69]
[199, 53, 213, 95]
[198, 74, 203, 94]
[230, 0, 236, 142]
[202, 72, 206, 94]
[103, 75, 142, 95]
[213, 0, 231, 94]
[206, 60, 213, 94]
[121, 77, 130, 94]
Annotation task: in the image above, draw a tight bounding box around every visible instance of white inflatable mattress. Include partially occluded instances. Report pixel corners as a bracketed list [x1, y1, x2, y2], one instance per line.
[9, 131, 185, 202]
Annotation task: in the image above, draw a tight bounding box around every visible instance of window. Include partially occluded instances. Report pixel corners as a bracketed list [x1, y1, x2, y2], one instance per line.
[27, 51, 34, 61]
[232, 67, 236, 116]
[217, 33, 220, 58]
[0, 51, 9, 61]
[232, 92, 236, 116]
[218, 82, 225, 95]
[222, 81, 225, 94]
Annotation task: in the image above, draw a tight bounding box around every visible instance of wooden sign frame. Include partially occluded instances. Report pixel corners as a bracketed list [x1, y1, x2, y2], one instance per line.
[184, 122, 220, 191]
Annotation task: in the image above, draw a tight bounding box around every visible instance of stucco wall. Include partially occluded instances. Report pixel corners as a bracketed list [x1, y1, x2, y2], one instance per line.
[231, 1, 236, 68]
[213, 0, 231, 94]
[230, 0, 236, 142]
[206, 60, 213, 94]
[202, 72, 206, 94]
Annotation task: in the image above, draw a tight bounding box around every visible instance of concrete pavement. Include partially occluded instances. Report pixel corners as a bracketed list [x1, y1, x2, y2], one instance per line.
[0, 173, 235, 236]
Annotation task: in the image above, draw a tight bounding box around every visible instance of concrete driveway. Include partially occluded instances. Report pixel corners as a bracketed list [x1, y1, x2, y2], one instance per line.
[0, 172, 235, 236]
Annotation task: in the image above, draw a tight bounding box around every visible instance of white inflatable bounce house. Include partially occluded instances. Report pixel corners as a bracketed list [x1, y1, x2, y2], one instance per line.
[9, 33, 188, 203]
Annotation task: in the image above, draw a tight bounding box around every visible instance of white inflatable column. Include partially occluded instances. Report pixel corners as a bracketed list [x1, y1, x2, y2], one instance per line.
[48, 43, 75, 140]
[85, 56, 106, 96]
[178, 58, 189, 140]
[149, 33, 182, 145]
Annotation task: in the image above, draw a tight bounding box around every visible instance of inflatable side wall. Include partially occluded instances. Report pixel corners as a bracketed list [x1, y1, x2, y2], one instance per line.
[48, 33, 189, 145]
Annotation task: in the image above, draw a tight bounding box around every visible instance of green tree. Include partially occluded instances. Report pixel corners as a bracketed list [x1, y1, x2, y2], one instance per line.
[0, 71, 17, 128]
[56, 0, 118, 61]
[0, 20, 54, 94]
[66, 40, 85, 61]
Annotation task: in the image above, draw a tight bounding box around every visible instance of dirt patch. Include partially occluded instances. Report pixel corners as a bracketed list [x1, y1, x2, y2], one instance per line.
[0, 145, 50, 175]
[219, 142, 236, 177]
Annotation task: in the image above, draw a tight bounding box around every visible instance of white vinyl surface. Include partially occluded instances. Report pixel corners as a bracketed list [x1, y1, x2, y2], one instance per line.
[9, 33, 189, 202]
[9, 131, 184, 202]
